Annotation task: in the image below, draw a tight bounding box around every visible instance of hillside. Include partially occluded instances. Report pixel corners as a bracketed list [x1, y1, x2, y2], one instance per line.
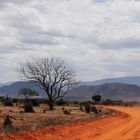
[66, 83, 140, 101]
[0, 81, 140, 101]
[80, 76, 140, 86]
[0, 81, 46, 98]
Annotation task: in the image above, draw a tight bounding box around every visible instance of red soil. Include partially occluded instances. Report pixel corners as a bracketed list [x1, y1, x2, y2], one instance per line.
[2, 106, 140, 140]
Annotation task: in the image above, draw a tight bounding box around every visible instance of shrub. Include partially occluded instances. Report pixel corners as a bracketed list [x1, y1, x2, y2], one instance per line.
[80, 101, 92, 106]
[3, 99, 13, 106]
[80, 106, 84, 112]
[3, 115, 12, 128]
[98, 109, 102, 113]
[56, 99, 66, 106]
[91, 106, 98, 114]
[101, 99, 123, 106]
[84, 104, 91, 113]
[39, 99, 48, 104]
[30, 99, 40, 106]
[0, 96, 5, 102]
[73, 101, 79, 105]
[43, 109, 46, 113]
[63, 109, 71, 115]
[61, 107, 65, 111]
[24, 101, 34, 113]
[92, 95, 101, 104]
[12, 98, 19, 103]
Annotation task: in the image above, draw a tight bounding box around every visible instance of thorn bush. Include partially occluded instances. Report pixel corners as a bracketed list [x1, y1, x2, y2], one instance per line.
[24, 101, 34, 113]
[84, 104, 91, 113]
[63, 109, 71, 115]
[91, 106, 98, 114]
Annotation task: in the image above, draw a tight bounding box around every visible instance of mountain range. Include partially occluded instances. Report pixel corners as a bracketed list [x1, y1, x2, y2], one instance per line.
[0, 81, 46, 98]
[0, 76, 140, 101]
[80, 76, 140, 86]
[67, 83, 140, 101]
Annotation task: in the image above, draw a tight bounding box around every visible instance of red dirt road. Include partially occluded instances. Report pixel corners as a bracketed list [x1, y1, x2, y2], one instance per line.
[2, 106, 140, 140]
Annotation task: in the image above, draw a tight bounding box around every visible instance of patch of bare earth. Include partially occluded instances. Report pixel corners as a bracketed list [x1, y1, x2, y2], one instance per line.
[0, 109, 127, 140]
[0, 105, 115, 137]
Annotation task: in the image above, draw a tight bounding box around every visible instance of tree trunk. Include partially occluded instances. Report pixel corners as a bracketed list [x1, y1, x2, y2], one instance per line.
[48, 97, 54, 110]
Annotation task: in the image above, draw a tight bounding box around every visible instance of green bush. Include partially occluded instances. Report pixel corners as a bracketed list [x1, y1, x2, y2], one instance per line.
[56, 99, 66, 106]
[39, 99, 48, 104]
[24, 101, 34, 113]
[63, 109, 71, 115]
[101, 99, 123, 106]
[84, 104, 91, 113]
[30, 99, 40, 106]
[91, 106, 98, 114]
[80, 106, 84, 112]
[12, 98, 19, 103]
[0, 96, 5, 102]
[3, 99, 13, 106]
[73, 101, 79, 105]
[92, 95, 101, 104]
[80, 101, 92, 106]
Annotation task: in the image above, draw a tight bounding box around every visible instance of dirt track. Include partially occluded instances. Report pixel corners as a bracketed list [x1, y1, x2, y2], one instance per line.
[2, 106, 140, 140]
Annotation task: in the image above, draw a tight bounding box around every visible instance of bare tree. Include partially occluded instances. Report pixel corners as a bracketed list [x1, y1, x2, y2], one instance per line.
[19, 57, 77, 110]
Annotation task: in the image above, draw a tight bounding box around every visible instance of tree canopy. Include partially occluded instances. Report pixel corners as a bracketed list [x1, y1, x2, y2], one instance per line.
[18, 88, 38, 99]
[92, 95, 101, 104]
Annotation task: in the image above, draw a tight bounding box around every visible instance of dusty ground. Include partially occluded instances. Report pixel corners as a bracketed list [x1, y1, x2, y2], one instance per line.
[0, 104, 112, 136]
[0, 105, 90, 132]
[1, 106, 140, 140]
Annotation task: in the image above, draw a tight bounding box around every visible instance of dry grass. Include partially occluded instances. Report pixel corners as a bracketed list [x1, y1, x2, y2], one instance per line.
[0, 104, 116, 135]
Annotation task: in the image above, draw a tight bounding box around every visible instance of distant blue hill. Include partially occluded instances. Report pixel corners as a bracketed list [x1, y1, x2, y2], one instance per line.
[0, 81, 46, 98]
[80, 76, 140, 86]
[0, 76, 140, 101]
[68, 82, 140, 101]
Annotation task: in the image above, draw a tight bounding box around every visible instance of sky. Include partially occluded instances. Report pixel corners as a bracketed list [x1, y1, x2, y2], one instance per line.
[0, 0, 140, 83]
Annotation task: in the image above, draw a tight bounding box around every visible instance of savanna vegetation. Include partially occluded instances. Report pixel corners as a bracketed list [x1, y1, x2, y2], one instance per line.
[0, 57, 138, 135]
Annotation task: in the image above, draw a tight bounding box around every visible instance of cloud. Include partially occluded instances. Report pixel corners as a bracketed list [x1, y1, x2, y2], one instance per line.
[0, 0, 140, 82]
[98, 38, 140, 50]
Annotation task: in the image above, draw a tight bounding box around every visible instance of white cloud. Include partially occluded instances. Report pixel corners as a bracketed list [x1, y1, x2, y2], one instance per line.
[0, 0, 140, 83]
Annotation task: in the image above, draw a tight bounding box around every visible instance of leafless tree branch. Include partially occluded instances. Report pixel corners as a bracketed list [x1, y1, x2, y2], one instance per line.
[19, 57, 77, 110]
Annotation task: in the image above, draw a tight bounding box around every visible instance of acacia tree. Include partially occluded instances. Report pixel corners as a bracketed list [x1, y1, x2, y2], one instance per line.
[92, 95, 101, 104]
[19, 57, 77, 110]
[18, 88, 38, 100]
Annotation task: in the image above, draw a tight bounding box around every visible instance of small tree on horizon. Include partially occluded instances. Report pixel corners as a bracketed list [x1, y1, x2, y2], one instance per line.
[18, 88, 38, 113]
[19, 57, 77, 110]
[92, 95, 101, 104]
[18, 88, 39, 100]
